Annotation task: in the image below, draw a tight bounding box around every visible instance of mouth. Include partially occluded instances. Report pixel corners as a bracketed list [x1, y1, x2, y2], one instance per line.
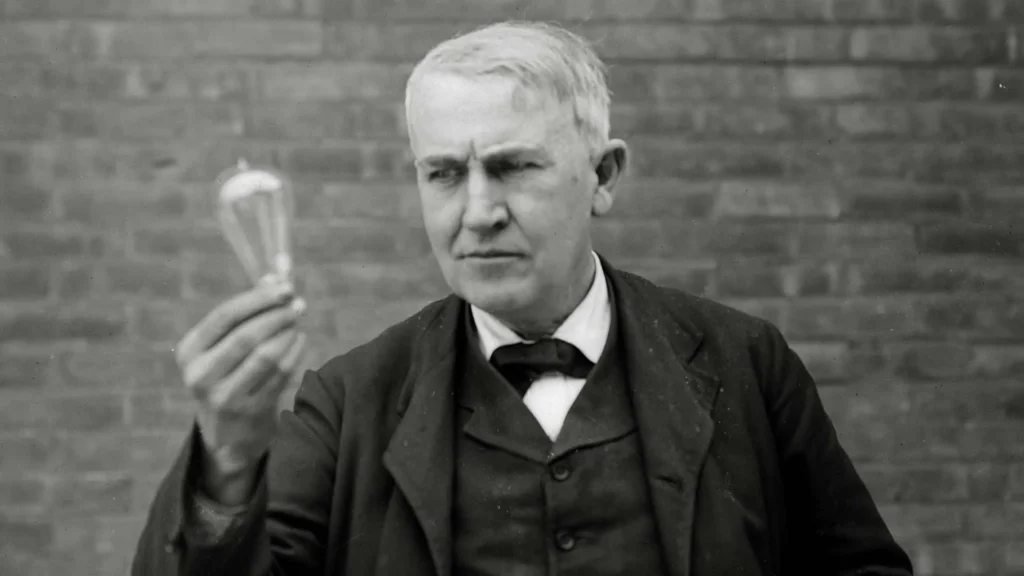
[459, 251, 525, 260]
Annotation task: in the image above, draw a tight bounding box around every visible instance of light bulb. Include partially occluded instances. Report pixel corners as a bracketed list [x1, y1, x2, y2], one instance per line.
[214, 159, 295, 286]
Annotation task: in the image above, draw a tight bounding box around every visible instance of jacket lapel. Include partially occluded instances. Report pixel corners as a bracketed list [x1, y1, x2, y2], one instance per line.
[379, 296, 463, 576]
[605, 258, 722, 576]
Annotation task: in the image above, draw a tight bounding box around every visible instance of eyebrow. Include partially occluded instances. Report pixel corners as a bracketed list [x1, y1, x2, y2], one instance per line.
[414, 144, 547, 169]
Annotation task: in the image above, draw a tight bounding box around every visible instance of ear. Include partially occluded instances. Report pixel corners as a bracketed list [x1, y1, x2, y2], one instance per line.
[591, 139, 628, 217]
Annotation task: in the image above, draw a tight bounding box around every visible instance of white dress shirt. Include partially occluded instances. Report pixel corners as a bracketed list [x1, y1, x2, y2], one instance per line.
[470, 252, 611, 442]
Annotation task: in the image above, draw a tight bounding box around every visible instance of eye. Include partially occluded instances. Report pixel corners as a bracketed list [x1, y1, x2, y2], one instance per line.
[426, 166, 462, 183]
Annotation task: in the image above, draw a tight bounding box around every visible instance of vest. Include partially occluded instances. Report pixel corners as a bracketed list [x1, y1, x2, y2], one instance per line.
[452, 291, 670, 576]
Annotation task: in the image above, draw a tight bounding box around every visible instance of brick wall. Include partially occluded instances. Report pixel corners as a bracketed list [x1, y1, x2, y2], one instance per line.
[1, 0, 1022, 574]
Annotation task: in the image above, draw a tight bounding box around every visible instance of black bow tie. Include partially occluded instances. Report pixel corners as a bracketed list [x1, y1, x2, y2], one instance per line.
[490, 338, 595, 397]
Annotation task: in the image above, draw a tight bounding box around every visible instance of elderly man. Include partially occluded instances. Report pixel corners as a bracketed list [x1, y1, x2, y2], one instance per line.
[132, 20, 913, 576]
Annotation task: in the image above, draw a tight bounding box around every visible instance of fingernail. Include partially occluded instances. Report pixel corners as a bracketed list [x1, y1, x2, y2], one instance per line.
[291, 297, 307, 313]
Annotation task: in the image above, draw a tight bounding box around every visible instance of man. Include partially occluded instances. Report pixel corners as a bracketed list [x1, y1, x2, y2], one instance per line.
[132, 20, 914, 576]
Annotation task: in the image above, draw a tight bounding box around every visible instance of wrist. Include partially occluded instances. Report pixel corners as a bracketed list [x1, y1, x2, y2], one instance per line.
[199, 444, 264, 507]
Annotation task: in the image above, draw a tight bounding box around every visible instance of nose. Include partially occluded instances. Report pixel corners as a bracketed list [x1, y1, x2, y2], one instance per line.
[462, 167, 508, 232]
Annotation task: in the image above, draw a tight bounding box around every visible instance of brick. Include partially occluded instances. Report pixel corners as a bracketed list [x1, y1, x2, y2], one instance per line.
[649, 65, 735, 101]
[0, 393, 124, 432]
[589, 23, 720, 60]
[332, 299, 439, 346]
[785, 66, 908, 99]
[912, 102, 1024, 140]
[183, 255, 251, 299]
[104, 261, 183, 300]
[860, 463, 970, 502]
[363, 142, 416, 182]
[841, 183, 966, 218]
[293, 220, 431, 263]
[912, 144, 1024, 184]
[245, 102, 404, 141]
[0, 433, 56, 472]
[632, 141, 786, 178]
[794, 222, 916, 258]
[259, 62, 411, 101]
[61, 185, 188, 226]
[714, 180, 841, 218]
[851, 26, 1009, 63]
[54, 262, 100, 300]
[702, 102, 831, 138]
[789, 341, 851, 383]
[50, 473, 133, 516]
[916, 0, 999, 21]
[716, 261, 838, 298]
[966, 462, 1012, 500]
[0, 476, 48, 508]
[324, 22, 471, 60]
[1009, 464, 1024, 500]
[687, 221, 796, 259]
[693, 0, 830, 20]
[969, 345, 1024, 379]
[906, 540, 1002, 576]
[56, 103, 190, 140]
[127, 389, 194, 430]
[283, 145, 365, 181]
[830, 0, 913, 20]
[878, 503, 969, 539]
[611, 180, 716, 220]
[716, 299, 787, 327]
[132, 224, 229, 258]
[923, 298, 1024, 339]
[967, 503, 1024, 536]
[882, 341, 974, 381]
[0, 351, 55, 389]
[57, 345, 177, 390]
[0, 96, 53, 140]
[0, 306, 127, 343]
[976, 68, 1024, 101]
[916, 221, 1021, 257]
[128, 303, 189, 343]
[55, 432, 181, 473]
[592, 219, 692, 260]
[847, 258, 1015, 297]
[123, 61, 257, 101]
[293, 182, 418, 221]
[0, 264, 51, 301]
[192, 21, 323, 58]
[303, 261, 450, 302]
[834, 103, 912, 137]
[0, 518, 52, 556]
[906, 380, 1022, 424]
[784, 298, 928, 339]
[618, 260, 714, 296]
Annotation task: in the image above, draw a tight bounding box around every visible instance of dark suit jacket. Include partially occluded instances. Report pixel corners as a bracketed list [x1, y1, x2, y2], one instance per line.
[132, 257, 913, 576]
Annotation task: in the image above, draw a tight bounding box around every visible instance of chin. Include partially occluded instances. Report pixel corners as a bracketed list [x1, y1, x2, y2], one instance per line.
[455, 276, 538, 317]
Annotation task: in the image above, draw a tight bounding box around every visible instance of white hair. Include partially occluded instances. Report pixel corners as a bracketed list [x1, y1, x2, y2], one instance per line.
[404, 20, 611, 157]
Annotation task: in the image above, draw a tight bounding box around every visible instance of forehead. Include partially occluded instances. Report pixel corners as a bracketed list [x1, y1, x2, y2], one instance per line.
[407, 72, 577, 160]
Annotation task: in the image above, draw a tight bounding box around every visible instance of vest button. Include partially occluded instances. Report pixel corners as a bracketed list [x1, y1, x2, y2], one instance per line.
[554, 530, 576, 551]
[550, 462, 570, 481]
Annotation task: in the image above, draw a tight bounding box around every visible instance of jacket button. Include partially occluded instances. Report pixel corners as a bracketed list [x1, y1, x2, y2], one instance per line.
[554, 530, 576, 551]
[550, 462, 570, 482]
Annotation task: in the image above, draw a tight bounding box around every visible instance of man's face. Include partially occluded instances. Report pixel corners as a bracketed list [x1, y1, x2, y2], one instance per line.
[407, 72, 602, 327]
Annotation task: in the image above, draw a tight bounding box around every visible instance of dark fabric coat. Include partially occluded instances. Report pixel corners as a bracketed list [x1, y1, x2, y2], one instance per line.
[131, 257, 913, 576]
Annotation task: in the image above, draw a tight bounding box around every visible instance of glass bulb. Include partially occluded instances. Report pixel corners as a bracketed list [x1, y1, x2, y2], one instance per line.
[214, 159, 295, 286]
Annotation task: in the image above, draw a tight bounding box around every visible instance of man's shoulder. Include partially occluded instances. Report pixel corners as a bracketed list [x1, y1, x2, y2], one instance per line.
[616, 267, 782, 348]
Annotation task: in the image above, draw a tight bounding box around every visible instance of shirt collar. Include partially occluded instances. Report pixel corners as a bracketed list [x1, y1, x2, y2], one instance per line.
[471, 252, 611, 364]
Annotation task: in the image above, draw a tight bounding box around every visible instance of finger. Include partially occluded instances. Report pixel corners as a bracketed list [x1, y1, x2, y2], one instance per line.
[178, 280, 295, 362]
[207, 329, 300, 411]
[252, 332, 308, 397]
[184, 298, 306, 392]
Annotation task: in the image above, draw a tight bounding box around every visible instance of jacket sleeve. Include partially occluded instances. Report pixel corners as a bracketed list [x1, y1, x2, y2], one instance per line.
[130, 368, 344, 576]
[759, 323, 914, 576]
